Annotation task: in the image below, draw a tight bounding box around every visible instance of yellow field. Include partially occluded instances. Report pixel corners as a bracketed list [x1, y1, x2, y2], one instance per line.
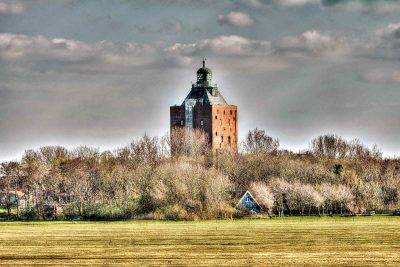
[0, 216, 399, 266]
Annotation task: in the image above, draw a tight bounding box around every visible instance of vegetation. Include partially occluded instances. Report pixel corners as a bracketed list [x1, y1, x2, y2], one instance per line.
[0, 217, 399, 265]
[1, 128, 400, 220]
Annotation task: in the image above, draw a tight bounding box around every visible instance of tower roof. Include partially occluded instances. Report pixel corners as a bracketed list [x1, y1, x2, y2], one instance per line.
[196, 58, 213, 84]
[197, 58, 212, 76]
[182, 59, 227, 106]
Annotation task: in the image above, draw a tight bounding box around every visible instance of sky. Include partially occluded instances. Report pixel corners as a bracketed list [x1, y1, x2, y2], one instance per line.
[1, 0, 400, 161]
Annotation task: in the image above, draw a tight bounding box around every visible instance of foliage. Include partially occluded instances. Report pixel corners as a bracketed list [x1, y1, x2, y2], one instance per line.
[0, 129, 399, 220]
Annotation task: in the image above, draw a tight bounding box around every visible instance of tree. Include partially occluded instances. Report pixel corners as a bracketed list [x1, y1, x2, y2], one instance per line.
[249, 182, 274, 216]
[243, 128, 279, 154]
[167, 127, 210, 160]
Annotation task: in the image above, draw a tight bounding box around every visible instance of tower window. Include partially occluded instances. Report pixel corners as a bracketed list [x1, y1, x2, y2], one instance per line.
[215, 132, 218, 136]
[221, 136, 224, 142]
[228, 119, 230, 126]
[220, 120, 222, 126]
[223, 111, 225, 115]
[200, 120, 204, 126]
[230, 110, 233, 115]
[228, 136, 231, 144]
[215, 116, 217, 119]
[180, 120, 183, 126]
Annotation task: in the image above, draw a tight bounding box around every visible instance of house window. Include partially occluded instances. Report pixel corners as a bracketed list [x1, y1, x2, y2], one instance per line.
[200, 120, 204, 126]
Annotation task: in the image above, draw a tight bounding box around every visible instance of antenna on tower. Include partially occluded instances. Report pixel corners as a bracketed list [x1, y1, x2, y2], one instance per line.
[202, 57, 206, 68]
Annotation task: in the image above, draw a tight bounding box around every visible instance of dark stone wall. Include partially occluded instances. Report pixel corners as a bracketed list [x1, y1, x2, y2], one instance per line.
[193, 105, 212, 144]
[170, 105, 185, 130]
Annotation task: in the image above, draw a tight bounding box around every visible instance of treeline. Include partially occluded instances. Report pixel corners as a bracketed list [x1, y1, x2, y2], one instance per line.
[0, 128, 399, 220]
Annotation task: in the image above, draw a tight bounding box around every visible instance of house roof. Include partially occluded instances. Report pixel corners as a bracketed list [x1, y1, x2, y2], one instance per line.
[236, 190, 261, 209]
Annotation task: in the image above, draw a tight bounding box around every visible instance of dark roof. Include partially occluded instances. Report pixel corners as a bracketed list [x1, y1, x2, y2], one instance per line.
[180, 59, 228, 106]
[183, 85, 227, 106]
[237, 191, 261, 212]
[197, 67, 212, 75]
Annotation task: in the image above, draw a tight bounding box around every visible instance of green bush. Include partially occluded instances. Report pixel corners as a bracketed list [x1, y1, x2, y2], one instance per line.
[19, 207, 38, 220]
[82, 203, 126, 220]
[153, 205, 189, 220]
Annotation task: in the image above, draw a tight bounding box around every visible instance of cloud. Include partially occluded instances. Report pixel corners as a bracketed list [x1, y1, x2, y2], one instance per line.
[217, 11, 255, 28]
[1, 25, 400, 161]
[276, 0, 320, 6]
[167, 35, 271, 56]
[274, 30, 349, 57]
[0, 33, 165, 74]
[361, 69, 400, 84]
[0, 0, 25, 14]
[375, 23, 400, 56]
[322, 0, 400, 14]
[168, 30, 347, 59]
[240, 0, 400, 14]
[132, 18, 185, 34]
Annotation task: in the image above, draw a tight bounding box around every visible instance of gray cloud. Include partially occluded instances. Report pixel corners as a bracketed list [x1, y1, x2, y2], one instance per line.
[217, 11, 256, 28]
[1, 20, 400, 161]
[239, 0, 400, 14]
[0, 0, 25, 14]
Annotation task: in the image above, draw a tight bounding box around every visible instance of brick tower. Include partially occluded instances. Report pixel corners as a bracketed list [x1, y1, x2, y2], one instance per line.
[170, 59, 238, 152]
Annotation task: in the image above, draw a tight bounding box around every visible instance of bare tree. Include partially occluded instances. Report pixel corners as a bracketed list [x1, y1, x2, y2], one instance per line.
[249, 182, 274, 216]
[243, 128, 279, 154]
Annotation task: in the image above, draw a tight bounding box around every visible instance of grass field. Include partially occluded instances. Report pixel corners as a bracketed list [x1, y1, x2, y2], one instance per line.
[0, 216, 399, 266]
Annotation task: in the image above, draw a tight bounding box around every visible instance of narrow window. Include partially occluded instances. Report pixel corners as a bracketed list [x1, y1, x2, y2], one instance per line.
[215, 132, 218, 136]
[200, 120, 204, 126]
[217, 110, 219, 114]
[230, 110, 233, 115]
[220, 120, 222, 126]
[221, 136, 224, 142]
[228, 119, 230, 126]
[223, 110, 225, 115]
[180, 120, 183, 126]
[228, 136, 231, 144]
[215, 115, 217, 119]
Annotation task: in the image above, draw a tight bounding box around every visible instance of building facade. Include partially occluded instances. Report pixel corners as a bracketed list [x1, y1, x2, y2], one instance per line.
[170, 59, 238, 152]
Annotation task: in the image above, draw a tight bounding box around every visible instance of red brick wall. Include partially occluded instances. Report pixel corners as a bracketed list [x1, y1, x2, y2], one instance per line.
[211, 105, 238, 152]
[170, 104, 238, 153]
